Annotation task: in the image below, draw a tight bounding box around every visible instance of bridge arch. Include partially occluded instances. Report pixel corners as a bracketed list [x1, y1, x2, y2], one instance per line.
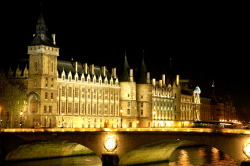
[119, 139, 199, 165]
[1, 130, 250, 165]
[5, 139, 96, 161]
[114, 131, 250, 165]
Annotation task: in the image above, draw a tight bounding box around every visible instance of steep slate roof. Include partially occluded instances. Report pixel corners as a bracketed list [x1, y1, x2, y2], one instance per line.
[29, 11, 57, 47]
[135, 53, 148, 84]
[119, 51, 130, 82]
[57, 60, 111, 79]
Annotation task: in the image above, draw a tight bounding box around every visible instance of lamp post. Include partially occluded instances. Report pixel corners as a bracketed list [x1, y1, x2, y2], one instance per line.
[120, 109, 123, 128]
[20, 111, 23, 128]
[61, 113, 64, 128]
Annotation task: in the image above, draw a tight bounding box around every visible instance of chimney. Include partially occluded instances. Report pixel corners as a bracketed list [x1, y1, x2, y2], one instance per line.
[152, 78, 156, 86]
[162, 74, 166, 85]
[112, 68, 116, 78]
[176, 75, 180, 86]
[129, 69, 133, 82]
[51, 34, 56, 45]
[159, 80, 162, 87]
[84, 63, 88, 74]
[90, 64, 95, 75]
[147, 72, 150, 83]
[101, 66, 106, 77]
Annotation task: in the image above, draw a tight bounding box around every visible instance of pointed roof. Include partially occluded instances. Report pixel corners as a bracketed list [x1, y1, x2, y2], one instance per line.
[29, 9, 56, 47]
[119, 50, 130, 82]
[136, 51, 148, 84]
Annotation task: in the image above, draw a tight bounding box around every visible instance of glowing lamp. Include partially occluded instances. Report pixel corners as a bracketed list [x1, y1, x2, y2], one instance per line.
[243, 140, 250, 158]
[104, 135, 117, 152]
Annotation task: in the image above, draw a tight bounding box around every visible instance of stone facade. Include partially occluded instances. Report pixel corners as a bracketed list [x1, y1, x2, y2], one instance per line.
[0, 10, 237, 129]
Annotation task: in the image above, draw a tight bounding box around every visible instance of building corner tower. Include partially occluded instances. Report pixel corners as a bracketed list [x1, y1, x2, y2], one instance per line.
[26, 11, 59, 127]
[119, 51, 137, 128]
[135, 54, 152, 127]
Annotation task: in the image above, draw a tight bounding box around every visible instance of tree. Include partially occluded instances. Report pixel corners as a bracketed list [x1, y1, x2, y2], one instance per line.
[0, 71, 26, 122]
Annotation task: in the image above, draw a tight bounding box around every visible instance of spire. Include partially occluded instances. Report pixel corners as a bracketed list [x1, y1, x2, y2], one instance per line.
[136, 50, 148, 84]
[36, 11, 46, 34]
[29, 3, 56, 47]
[124, 49, 130, 69]
[119, 49, 130, 82]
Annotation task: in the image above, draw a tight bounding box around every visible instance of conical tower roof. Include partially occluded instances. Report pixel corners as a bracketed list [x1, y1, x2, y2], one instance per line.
[119, 50, 130, 82]
[136, 51, 148, 84]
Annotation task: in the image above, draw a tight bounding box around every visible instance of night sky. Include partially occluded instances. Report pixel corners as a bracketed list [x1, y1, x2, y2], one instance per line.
[1, 1, 249, 108]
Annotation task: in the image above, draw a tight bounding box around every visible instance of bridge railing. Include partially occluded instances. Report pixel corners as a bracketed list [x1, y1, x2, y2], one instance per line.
[1, 127, 250, 134]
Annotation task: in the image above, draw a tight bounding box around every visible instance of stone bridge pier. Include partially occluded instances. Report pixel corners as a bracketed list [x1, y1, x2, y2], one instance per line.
[0, 130, 250, 166]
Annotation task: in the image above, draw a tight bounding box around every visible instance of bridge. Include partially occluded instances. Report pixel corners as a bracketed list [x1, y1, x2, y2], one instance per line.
[1, 128, 250, 166]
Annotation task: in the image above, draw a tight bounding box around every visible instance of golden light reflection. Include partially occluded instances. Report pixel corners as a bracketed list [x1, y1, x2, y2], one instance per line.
[178, 149, 192, 166]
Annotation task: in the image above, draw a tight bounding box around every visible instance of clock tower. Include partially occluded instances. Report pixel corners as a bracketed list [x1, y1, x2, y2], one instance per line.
[26, 11, 59, 127]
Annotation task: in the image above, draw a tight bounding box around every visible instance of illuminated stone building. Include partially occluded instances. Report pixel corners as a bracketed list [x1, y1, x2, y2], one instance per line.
[0, 11, 211, 128]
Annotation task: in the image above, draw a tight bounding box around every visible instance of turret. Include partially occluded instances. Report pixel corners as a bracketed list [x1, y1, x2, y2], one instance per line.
[119, 50, 137, 128]
[135, 54, 152, 127]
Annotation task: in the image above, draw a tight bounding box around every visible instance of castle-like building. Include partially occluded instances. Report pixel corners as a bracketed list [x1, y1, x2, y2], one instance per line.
[0, 11, 237, 128]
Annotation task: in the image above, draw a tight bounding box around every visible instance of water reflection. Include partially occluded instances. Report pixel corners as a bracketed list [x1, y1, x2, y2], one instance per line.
[2, 146, 237, 166]
[2, 155, 102, 166]
[169, 146, 237, 166]
[129, 146, 237, 166]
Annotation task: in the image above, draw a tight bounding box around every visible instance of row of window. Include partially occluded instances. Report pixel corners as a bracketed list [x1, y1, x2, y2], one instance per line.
[58, 102, 120, 116]
[60, 86, 119, 101]
[44, 105, 52, 113]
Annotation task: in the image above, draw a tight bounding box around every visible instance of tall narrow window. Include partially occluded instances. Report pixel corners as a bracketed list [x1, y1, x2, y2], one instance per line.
[62, 87, 65, 97]
[45, 78, 48, 87]
[49, 106, 52, 113]
[44, 105, 47, 113]
[75, 103, 78, 114]
[51, 63, 53, 72]
[34, 62, 38, 71]
[68, 103, 72, 114]
[51, 78, 54, 87]
[75, 88, 78, 97]
[61, 102, 65, 114]
[68, 87, 72, 97]
[81, 103, 85, 114]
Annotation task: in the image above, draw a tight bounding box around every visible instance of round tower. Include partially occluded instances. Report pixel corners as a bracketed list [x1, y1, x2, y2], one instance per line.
[135, 55, 152, 127]
[119, 53, 137, 128]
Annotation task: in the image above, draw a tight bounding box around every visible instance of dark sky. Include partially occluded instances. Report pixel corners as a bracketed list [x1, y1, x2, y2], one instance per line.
[1, 1, 249, 108]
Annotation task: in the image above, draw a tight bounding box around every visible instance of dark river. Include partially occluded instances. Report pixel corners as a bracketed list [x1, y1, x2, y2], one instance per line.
[2, 146, 237, 166]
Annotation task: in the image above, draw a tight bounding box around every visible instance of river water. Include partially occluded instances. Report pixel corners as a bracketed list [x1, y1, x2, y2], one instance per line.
[2, 145, 237, 166]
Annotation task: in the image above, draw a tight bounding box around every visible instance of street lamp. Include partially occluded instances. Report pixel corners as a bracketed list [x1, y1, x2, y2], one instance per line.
[61, 113, 64, 128]
[120, 109, 123, 128]
[20, 111, 23, 128]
